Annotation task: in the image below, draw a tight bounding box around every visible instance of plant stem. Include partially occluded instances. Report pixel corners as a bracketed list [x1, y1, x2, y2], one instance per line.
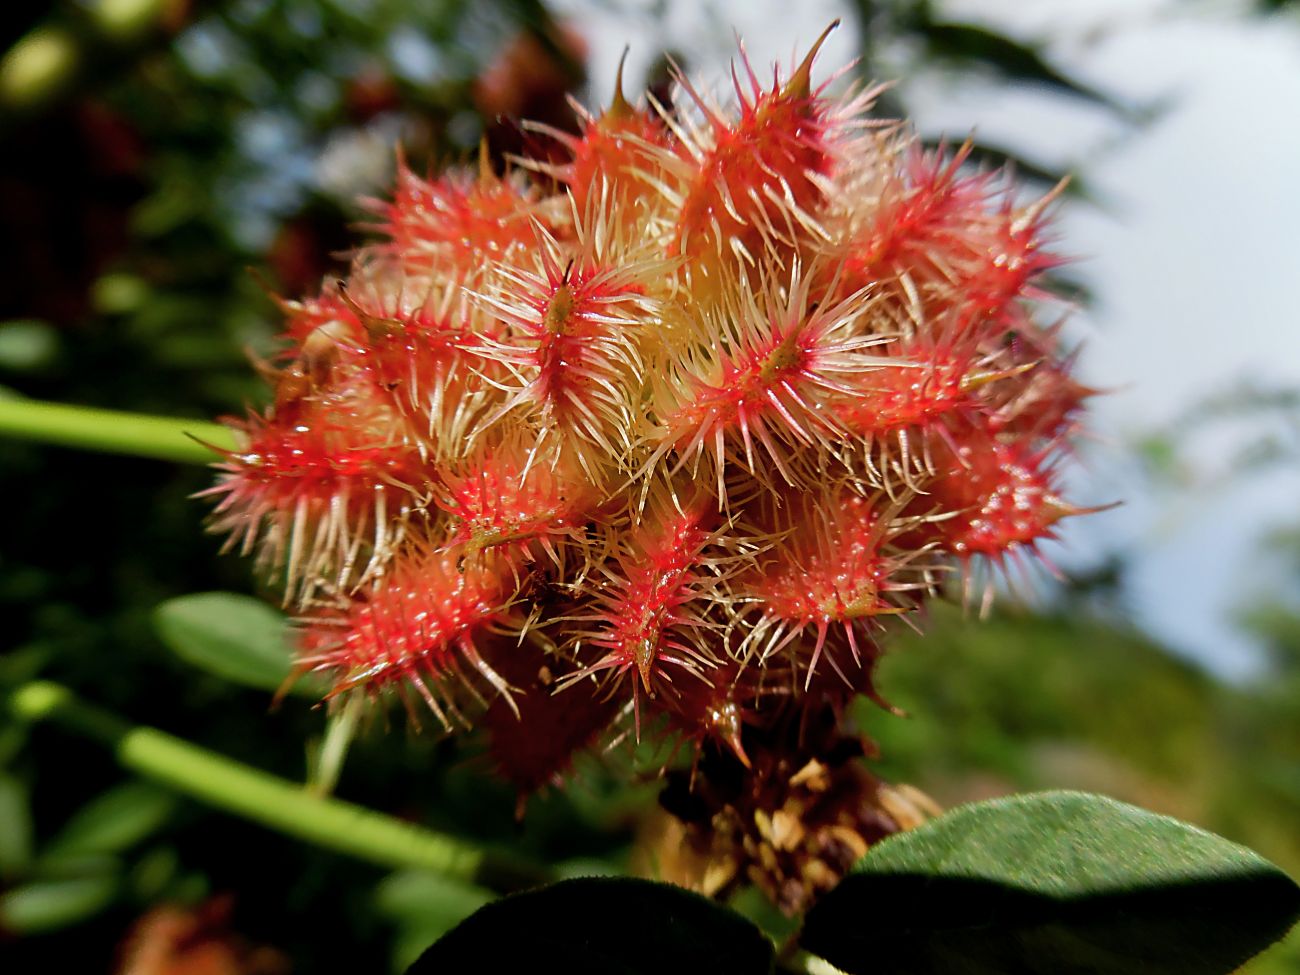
[0, 398, 236, 465]
[307, 692, 363, 798]
[8, 681, 550, 892]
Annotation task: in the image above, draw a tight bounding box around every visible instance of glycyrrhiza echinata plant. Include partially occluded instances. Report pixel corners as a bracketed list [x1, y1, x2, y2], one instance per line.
[202, 22, 1096, 914]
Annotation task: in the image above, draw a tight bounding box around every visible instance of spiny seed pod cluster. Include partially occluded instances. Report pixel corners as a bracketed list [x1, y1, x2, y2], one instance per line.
[204, 24, 1096, 907]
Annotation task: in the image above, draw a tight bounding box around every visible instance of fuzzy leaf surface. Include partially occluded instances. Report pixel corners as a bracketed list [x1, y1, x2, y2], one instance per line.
[800, 790, 1300, 975]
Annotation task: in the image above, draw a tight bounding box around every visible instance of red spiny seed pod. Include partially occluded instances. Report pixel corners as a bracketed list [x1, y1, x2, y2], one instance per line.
[826, 330, 1042, 491]
[468, 207, 667, 477]
[274, 283, 360, 350]
[560, 488, 733, 733]
[368, 152, 549, 281]
[335, 261, 498, 451]
[651, 23, 848, 298]
[937, 187, 1065, 333]
[647, 659, 757, 766]
[200, 397, 425, 605]
[527, 55, 673, 224]
[478, 638, 623, 805]
[835, 141, 998, 310]
[900, 417, 1094, 609]
[204, 22, 1105, 910]
[984, 326, 1098, 442]
[832, 141, 1064, 347]
[646, 656, 799, 768]
[297, 545, 521, 729]
[741, 486, 935, 685]
[830, 336, 983, 438]
[646, 267, 889, 499]
[434, 436, 598, 568]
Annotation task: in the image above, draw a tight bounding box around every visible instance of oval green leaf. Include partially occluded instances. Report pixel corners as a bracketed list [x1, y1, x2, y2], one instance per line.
[800, 791, 1300, 975]
[916, 19, 1127, 114]
[0, 319, 59, 372]
[41, 781, 175, 863]
[0, 773, 33, 879]
[0, 874, 118, 934]
[405, 877, 775, 975]
[153, 591, 310, 694]
[376, 870, 495, 971]
[375, 870, 494, 926]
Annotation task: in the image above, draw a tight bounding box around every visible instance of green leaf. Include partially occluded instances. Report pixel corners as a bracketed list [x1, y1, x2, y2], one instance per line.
[41, 781, 176, 863]
[0, 874, 119, 934]
[0, 320, 59, 372]
[375, 870, 494, 926]
[914, 19, 1127, 115]
[0, 773, 33, 879]
[91, 273, 149, 316]
[800, 791, 1300, 975]
[129, 847, 181, 901]
[405, 878, 775, 975]
[393, 922, 460, 975]
[153, 591, 309, 694]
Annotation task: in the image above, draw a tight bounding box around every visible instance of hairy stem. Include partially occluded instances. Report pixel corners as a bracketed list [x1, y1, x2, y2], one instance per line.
[8, 681, 549, 892]
[0, 398, 236, 465]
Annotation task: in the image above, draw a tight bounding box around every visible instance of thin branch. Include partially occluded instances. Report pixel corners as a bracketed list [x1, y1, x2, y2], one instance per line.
[7, 681, 551, 893]
[0, 398, 236, 465]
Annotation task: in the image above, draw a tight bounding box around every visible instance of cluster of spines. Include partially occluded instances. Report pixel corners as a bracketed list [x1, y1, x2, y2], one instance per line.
[206, 24, 1095, 822]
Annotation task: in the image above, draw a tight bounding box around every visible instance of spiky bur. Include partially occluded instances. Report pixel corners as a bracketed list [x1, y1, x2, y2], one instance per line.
[479, 640, 623, 808]
[294, 543, 531, 730]
[644, 266, 892, 500]
[555, 483, 743, 739]
[203, 24, 1102, 911]
[368, 148, 550, 283]
[201, 391, 424, 607]
[466, 202, 669, 481]
[433, 438, 594, 567]
[646, 24, 860, 305]
[739, 485, 936, 695]
[524, 52, 672, 229]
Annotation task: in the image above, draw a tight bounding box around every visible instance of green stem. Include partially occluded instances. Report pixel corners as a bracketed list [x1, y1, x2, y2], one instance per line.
[0, 398, 236, 465]
[8, 681, 549, 892]
[307, 692, 363, 798]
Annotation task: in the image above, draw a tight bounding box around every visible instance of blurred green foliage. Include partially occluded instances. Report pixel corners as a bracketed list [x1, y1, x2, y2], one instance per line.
[866, 601, 1300, 972]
